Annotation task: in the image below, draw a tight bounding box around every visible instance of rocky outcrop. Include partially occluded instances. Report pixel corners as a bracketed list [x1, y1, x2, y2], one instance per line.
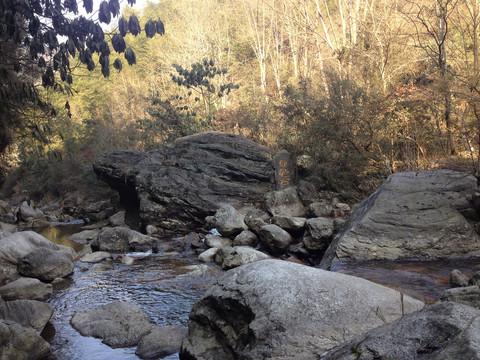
[180, 259, 423, 360]
[93, 132, 274, 232]
[319, 302, 480, 359]
[320, 170, 480, 269]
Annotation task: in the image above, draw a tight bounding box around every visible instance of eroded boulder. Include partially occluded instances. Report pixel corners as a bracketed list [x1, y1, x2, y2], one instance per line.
[92, 227, 155, 252]
[93, 132, 274, 232]
[180, 259, 423, 360]
[0, 277, 52, 301]
[321, 170, 480, 269]
[18, 247, 74, 282]
[135, 325, 187, 359]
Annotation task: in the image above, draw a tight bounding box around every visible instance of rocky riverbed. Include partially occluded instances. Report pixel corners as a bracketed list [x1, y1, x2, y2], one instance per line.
[1, 132, 480, 359]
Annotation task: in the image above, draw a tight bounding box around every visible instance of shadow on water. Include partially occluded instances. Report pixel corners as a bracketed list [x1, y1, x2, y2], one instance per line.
[35, 225, 216, 360]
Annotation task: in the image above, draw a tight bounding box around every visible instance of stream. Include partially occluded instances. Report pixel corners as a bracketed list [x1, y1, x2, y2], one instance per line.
[36, 224, 480, 359]
[37, 225, 219, 360]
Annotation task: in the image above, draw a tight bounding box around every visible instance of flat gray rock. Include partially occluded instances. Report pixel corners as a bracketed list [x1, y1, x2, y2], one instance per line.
[135, 325, 187, 359]
[0, 277, 52, 301]
[70, 301, 154, 348]
[0, 299, 53, 333]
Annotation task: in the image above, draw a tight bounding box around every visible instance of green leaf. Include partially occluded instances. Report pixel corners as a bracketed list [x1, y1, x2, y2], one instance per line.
[127, 0, 135, 5]
[128, 15, 141, 36]
[108, 0, 120, 17]
[113, 58, 122, 70]
[111, 34, 126, 53]
[83, 0, 93, 13]
[99, 1, 111, 24]
[28, 17, 40, 36]
[124, 47, 136, 65]
[145, 20, 156, 38]
[156, 20, 165, 35]
[118, 16, 128, 37]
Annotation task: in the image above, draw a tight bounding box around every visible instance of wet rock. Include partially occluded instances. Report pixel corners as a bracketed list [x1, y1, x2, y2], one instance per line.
[450, 269, 470, 287]
[319, 302, 480, 360]
[136, 325, 187, 359]
[440, 286, 480, 309]
[0, 277, 52, 301]
[180, 259, 423, 360]
[264, 187, 306, 217]
[215, 246, 271, 269]
[66, 229, 99, 244]
[0, 299, 53, 333]
[18, 247, 74, 282]
[233, 230, 258, 247]
[205, 234, 232, 249]
[0, 231, 76, 285]
[271, 215, 306, 232]
[213, 205, 247, 237]
[71, 301, 154, 348]
[198, 248, 219, 263]
[93, 132, 274, 233]
[258, 224, 293, 255]
[92, 227, 155, 252]
[303, 218, 334, 252]
[79, 251, 112, 263]
[321, 170, 480, 268]
[84, 200, 116, 222]
[0, 320, 50, 360]
[121, 255, 134, 265]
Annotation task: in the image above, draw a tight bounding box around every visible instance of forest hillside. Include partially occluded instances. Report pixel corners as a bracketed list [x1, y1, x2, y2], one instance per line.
[2, 0, 479, 202]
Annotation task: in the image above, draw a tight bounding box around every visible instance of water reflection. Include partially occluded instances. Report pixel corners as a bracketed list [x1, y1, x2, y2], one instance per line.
[37, 224, 85, 253]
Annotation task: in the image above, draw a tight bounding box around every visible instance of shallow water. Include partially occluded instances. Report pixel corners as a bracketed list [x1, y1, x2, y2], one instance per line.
[36, 226, 217, 360]
[331, 257, 480, 303]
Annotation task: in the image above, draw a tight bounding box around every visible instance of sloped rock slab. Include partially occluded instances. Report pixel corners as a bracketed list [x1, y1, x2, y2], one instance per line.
[321, 170, 480, 269]
[180, 259, 423, 360]
[94, 132, 274, 232]
[319, 302, 480, 359]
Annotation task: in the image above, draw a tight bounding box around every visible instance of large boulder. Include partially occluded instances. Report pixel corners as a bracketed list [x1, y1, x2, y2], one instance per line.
[70, 301, 154, 348]
[18, 247, 74, 282]
[213, 205, 248, 237]
[319, 302, 480, 359]
[321, 170, 480, 269]
[180, 259, 423, 360]
[0, 320, 50, 360]
[135, 325, 187, 359]
[0, 231, 76, 285]
[93, 132, 274, 232]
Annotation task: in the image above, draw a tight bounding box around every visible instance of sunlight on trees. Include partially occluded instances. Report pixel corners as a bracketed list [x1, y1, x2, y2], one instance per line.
[5, 0, 480, 198]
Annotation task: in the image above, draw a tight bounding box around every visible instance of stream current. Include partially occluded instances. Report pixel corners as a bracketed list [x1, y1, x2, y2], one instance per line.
[36, 224, 480, 359]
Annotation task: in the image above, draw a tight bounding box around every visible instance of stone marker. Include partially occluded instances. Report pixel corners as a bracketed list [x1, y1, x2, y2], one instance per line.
[274, 150, 294, 190]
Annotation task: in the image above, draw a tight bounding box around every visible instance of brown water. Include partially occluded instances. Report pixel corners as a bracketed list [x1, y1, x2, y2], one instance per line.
[37, 225, 219, 360]
[331, 258, 480, 303]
